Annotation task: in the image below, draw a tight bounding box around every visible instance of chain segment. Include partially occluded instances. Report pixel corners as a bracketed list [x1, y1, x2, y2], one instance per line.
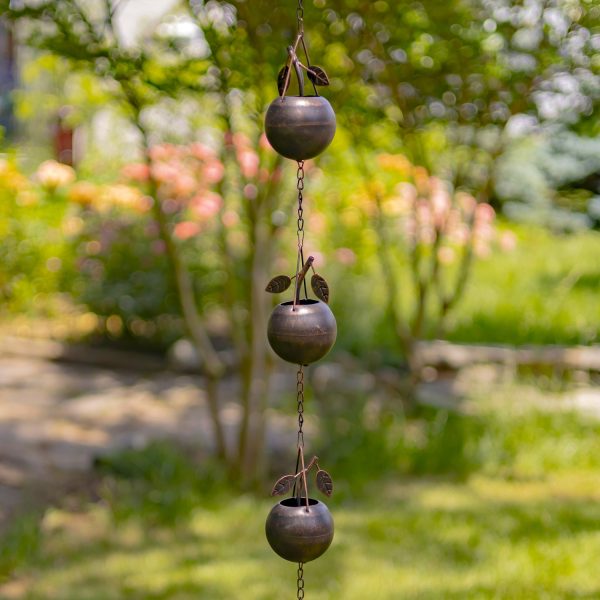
[297, 562, 305, 599]
[297, 0, 304, 34]
[296, 160, 305, 250]
[295, 161, 309, 302]
[296, 366, 305, 448]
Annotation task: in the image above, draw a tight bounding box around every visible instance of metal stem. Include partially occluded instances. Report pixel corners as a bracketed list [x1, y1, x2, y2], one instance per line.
[287, 46, 305, 97]
[294, 256, 314, 306]
[299, 446, 309, 512]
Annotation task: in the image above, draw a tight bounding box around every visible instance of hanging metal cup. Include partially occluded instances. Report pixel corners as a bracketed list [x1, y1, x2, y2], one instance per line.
[267, 299, 337, 365]
[265, 497, 334, 563]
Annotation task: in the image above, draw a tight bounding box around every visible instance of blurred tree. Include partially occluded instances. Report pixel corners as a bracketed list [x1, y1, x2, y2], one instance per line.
[2, 0, 292, 485]
[4, 0, 599, 446]
[293, 0, 599, 386]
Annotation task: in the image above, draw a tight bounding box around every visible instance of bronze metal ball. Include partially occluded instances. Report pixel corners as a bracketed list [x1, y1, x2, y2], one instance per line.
[265, 498, 334, 563]
[267, 299, 337, 365]
[265, 96, 336, 161]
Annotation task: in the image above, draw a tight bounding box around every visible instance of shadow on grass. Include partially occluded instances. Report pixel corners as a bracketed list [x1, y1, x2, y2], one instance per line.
[3, 427, 600, 599]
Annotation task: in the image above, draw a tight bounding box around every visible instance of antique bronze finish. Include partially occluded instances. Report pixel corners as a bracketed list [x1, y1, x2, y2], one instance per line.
[266, 498, 334, 563]
[265, 96, 336, 161]
[267, 299, 337, 365]
[263, 1, 338, 597]
[264, 4, 335, 161]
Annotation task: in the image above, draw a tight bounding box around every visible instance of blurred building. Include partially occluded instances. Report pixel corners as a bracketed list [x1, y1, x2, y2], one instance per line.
[0, 20, 16, 138]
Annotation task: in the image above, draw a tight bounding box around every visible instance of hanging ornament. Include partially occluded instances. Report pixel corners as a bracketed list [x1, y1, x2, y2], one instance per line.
[264, 2, 337, 597]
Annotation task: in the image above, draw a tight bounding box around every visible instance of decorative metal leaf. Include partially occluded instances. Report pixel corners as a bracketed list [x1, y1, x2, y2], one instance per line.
[316, 470, 333, 496]
[311, 274, 330, 303]
[277, 65, 290, 96]
[271, 474, 295, 496]
[266, 275, 292, 294]
[307, 65, 330, 86]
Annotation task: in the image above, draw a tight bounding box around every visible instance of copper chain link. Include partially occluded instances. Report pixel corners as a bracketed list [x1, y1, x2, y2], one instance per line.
[296, 161, 305, 250]
[297, 562, 305, 599]
[296, 11, 307, 599]
[296, 161, 309, 302]
[297, 0, 304, 34]
[296, 366, 305, 448]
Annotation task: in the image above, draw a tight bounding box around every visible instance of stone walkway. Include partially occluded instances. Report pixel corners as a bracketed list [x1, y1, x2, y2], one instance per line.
[0, 357, 204, 527]
[2, 351, 600, 532]
[0, 356, 298, 530]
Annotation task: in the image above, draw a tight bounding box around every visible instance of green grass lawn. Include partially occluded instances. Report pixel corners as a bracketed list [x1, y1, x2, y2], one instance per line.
[2, 397, 600, 600]
[1, 474, 599, 599]
[447, 224, 600, 346]
[332, 224, 600, 355]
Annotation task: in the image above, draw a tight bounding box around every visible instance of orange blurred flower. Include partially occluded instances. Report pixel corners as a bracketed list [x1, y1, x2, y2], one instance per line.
[36, 160, 76, 190]
[68, 181, 98, 206]
[174, 221, 201, 240]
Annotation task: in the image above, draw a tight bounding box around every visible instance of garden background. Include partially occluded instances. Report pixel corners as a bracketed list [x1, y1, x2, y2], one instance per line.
[0, 0, 600, 598]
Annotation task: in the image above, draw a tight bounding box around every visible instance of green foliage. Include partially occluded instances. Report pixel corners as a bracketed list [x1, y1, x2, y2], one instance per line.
[319, 384, 600, 495]
[0, 515, 41, 581]
[70, 208, 182, 345]
[3, 399, 600, 597]
[0, 161, 73, 316]
[448, 224, 600, 345]
[94, 442, 229, 526]
[495, 132, 600, 230]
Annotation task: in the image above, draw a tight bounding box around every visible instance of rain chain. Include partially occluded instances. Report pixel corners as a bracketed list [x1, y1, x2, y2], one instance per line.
[263, 0, 337, 597]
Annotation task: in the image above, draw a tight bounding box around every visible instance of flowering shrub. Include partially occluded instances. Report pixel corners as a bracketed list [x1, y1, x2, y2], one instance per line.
[377, 154, 513, 263]
[0, 158, 74, 316]
[35, 160, 75, 191]
[360, 153, 519, 361]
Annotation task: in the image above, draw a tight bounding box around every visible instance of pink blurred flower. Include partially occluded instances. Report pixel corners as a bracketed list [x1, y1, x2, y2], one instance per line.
[474, 221, 495, 243]
[152, 161, 181, 184]
[161, 198, 181, 214]
[310, 251, 326, 268]
[223, 131, 234, 147]
[475, 202, 495, 223]
[429, 177, 451, 228]
[189, 142, 216, 161]
[238, 149, 259, 179]
[258, 167, 270, 183]
[174, 221, 201, 240]
[243, 183, 258, 199]
[122, 162, 150, 182]
[416, 199, 433, 227]
[335, 247, 357, 266]
[203, 160, 225, 184]
[396, 182, 417, 206]
[149, 143, 179, 162]
[191, 191, 222, 220]
[449, 223, 470, 246]
[233, 132, 252, 152]
[171, 172, 197, 198]
[222, 210, 239, 228]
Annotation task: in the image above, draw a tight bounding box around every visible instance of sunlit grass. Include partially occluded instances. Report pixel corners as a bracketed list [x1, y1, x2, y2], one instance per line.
[2, 473, 600, 600]
[3, 396, 600, 600]
[331, 223, 600, 354]
[448, 224, 600, 345]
